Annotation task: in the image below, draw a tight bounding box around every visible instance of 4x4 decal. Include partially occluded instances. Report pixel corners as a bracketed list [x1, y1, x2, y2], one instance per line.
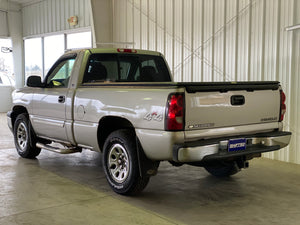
[143, 112, 163, 122]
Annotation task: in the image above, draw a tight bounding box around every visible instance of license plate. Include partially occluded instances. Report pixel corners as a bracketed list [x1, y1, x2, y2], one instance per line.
[228, 138, 247, 152]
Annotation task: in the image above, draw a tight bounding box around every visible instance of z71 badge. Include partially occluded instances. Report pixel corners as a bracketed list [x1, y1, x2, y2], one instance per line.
[144, 112, 163, 122]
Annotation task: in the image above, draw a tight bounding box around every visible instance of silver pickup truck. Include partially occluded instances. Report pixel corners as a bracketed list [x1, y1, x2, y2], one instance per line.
[7, 48, 291, 195]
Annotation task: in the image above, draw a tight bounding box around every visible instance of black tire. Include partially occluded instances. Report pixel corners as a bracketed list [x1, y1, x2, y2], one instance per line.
[13, 114, 41, 159]
[204, 161, 240, 177]
[102, 129, 150, 195]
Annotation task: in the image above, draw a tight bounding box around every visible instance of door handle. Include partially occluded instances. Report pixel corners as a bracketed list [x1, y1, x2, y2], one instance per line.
[58, 95, 65, 103]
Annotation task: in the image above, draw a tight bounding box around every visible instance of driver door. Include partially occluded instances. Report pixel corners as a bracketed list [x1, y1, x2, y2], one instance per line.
[31, 56, 76, 142]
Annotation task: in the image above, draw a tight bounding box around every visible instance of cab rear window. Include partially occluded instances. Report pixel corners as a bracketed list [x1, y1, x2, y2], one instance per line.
[83, 54, 171, 83]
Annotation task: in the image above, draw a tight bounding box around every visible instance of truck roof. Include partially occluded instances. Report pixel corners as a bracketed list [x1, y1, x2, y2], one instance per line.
[65, 48, 162, 56]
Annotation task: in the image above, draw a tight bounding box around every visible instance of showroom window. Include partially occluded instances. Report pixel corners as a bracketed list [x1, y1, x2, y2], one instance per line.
[67, 31, 92, 49]
[24, 38, 43, 80]
[0, 38, 14, 86]
[24, 30, 92, 80]
[44, 35, 65, 75]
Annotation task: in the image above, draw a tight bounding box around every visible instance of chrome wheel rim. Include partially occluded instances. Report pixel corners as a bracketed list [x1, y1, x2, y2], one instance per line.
[108, 143, 130, 183]
[16, 122, 28, 152]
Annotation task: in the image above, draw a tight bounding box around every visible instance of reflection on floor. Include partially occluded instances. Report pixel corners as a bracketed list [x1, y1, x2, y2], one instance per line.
[1, 113, 300, 225]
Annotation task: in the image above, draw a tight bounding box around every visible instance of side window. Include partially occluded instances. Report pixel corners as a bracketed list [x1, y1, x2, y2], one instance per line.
[46, 58, 75, 88]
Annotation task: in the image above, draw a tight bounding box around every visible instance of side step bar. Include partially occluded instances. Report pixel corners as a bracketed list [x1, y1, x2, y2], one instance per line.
[36, 143, 82, 154]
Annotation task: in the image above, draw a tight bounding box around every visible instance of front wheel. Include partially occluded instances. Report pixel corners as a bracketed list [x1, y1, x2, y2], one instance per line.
[13, 114, 41, 158]
[204, 161, 240, 177]
[102, 129, 150, 195]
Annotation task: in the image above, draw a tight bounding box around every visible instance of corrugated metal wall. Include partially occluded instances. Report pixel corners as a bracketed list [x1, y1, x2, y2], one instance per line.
[22, 0, 91, 37]
[113, 0, 300, 164]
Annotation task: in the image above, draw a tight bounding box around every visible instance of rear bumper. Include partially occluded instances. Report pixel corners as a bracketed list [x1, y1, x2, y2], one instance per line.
[173, 131, 291, 163]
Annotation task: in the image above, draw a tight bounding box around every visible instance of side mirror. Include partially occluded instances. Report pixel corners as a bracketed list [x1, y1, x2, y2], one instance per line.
[26, 76, 43, 87]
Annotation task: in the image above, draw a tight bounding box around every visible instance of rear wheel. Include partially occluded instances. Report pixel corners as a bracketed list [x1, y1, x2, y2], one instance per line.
[13, 114, 41, 158]
[102, 129, 150, 195]
[204, 161, 240, 177]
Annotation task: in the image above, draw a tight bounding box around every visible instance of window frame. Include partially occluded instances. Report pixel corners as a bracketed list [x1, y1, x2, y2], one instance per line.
[44, 53, 77, 88]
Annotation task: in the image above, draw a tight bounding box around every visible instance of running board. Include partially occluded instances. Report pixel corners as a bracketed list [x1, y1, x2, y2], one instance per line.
[36, 143, 82, 154]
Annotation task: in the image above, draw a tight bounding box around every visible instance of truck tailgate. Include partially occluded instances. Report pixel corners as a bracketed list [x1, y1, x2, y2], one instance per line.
[183, 82, 280, 131]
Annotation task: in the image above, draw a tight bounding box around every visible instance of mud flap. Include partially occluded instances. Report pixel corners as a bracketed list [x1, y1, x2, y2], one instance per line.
[136, 137, 159, 178]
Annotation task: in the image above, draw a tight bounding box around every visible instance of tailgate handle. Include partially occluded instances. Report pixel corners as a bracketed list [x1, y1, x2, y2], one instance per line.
[231, 95, 245, 106]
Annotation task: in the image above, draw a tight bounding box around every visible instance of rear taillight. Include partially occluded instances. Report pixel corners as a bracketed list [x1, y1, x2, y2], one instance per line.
[279, 90, 286, 122]
[165, 93, 185, 131]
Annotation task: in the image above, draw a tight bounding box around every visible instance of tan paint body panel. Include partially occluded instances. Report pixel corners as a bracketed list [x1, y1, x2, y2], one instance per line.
[10, 49, 286, 161]
[185, 90, 280, 131]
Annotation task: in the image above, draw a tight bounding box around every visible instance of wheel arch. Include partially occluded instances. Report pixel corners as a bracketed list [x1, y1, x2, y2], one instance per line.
[11, 106, 29, 129]
[98, 116, 160, 181]
[97, 116, 135, 152]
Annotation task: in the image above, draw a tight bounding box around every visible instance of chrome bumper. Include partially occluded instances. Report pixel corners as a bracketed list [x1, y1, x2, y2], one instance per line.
[174, 131, 291, 163]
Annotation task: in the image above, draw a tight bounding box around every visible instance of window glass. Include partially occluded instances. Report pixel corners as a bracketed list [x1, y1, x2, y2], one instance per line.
[83, 54, 117, 83]
[24, 31, 92, 85]
[142, 59, 156, 70]
[83, 54, 171, 83]
[119, 61, 131, 80]
[0, 38, 14, 86]
[46, 58, 75, 88]
[44, 35, 64, 75]
[25, 38, 43, 81]
[67, 31, 92, 49]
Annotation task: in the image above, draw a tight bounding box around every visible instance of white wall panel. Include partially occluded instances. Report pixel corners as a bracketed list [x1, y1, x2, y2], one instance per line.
[203, 0, 213, 82]
[133, 0, 141, 48]
[250, 0, 264, 81]
[213, 0, 225, 82]
[193, 0, 203, 82]
[126, 1, 133, 46]
[156, 0, 164, 55]
[114, 0, 299, 164]
[0, 11, 8, 37]
[225, 0, 237, 81]
[173, 0, 182, 81]
[182, 0, 192, 82]
[148, 0, 156, 51]
[165, 0, 173, 72]
[22, 0, 91, 37]
[140, 0, 148, 50]
[237, 0, 250, 81]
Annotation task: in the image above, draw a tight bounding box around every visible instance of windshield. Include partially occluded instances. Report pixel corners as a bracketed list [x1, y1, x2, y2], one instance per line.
[83, 54, 171, 83]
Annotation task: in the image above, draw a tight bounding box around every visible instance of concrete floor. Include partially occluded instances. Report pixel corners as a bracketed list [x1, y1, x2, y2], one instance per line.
[1, 113, 300, 225]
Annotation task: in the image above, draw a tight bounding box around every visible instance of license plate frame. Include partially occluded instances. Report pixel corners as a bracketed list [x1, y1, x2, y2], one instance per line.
[228, 138, 247, 152]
